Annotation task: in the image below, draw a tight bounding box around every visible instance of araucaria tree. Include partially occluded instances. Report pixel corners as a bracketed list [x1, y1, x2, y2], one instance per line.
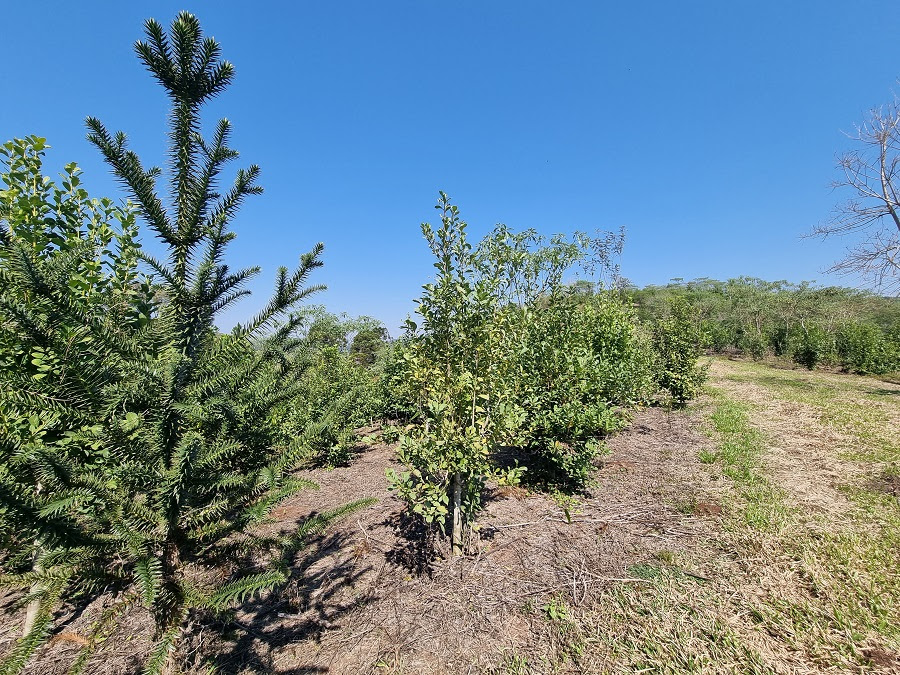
[0, 13, 371, 674]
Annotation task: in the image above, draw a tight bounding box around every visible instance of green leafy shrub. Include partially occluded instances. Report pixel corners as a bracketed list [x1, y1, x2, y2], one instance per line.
[651, 297, 708, 405]
[769, 324, 795, 357]
[737, 328, 767, 360]
[276, 342, 382, 467]
[835, 321, 899, 374]
[350, 322, 389, 365]
[701, 319, 733, 353]
[475, 226, 644, 491]
[386, 194, 500, 554]
[494, 462, 527, 487]
[792, 323, 833, 370]
[388, 197, 662, 549]
[889, 321, 900, 357]
[630, 277, 900, 364]
[0, 136, 157, 658]
[377, 337, 423, 423]
[497, 296, 648, 489]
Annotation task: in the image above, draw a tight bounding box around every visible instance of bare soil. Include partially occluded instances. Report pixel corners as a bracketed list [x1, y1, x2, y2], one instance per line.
[0, 406, 725, 674]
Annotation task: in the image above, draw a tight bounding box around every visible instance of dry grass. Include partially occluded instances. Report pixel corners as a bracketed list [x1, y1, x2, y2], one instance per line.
[550, 358, 900, 674]
[699, 359, 900, 673]
[713, 358, 900, 465]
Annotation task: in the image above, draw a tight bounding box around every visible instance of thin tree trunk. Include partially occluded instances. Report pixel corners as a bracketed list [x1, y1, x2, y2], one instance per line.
[451, 472, 463, 556]
[23, 482, 45, 637]
[22, 552, 44, 636]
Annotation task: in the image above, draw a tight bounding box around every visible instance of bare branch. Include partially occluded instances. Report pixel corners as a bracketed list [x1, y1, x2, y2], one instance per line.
[811, 98, 900, 293]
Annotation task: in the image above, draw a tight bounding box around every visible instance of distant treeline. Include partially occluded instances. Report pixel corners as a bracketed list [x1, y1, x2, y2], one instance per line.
[623, 278, 900, 374]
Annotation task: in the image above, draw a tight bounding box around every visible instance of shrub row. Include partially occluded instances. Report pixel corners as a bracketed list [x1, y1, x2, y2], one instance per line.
[383, 196, 707, 553]
[701, 318, 900, 374]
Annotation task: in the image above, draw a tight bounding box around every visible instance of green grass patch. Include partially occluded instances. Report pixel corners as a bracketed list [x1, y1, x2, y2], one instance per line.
[719, 359, 900, 464]
[543, 364, 899, 674]
[706, 396, 788, 532]
[586, 576, 775, 674]
[627, 563, 664, 581]
[750, 493, 900, 667]
[709, 361, 900, 668]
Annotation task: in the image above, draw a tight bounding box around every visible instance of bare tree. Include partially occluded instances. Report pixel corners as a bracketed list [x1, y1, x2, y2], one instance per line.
[812, 98, 900, 293]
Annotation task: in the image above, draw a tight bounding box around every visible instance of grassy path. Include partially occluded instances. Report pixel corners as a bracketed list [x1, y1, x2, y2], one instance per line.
[699, 359, 900, 673]
[569, 358, 899, 674]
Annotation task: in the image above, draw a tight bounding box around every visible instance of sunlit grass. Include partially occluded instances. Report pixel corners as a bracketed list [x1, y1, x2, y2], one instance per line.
[584, 572, 775, 675]
[705, 392, 789, 532]
[711, 360, 900, 668]
[521, 362, 899, 673]
[719, 359, 900, 464]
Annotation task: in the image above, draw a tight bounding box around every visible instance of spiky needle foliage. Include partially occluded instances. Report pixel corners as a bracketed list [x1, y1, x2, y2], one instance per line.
[1, 13, 373, 674]
[0, 135, 154, 673]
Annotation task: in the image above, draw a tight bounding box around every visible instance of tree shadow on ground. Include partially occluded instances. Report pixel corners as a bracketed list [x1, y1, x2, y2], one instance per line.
[191, 517, 376, 674]
[865, 387, 900, 396]
[383, 510, 438, 576]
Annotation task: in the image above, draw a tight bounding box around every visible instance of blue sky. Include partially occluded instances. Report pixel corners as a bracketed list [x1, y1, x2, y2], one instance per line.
[2, 2, 899, 333]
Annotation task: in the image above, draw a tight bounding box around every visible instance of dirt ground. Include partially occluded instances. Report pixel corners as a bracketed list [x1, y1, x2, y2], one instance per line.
[1, 404, 726, 674]
[3, 357, 898, 673]
[269, 407, 724, 674]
